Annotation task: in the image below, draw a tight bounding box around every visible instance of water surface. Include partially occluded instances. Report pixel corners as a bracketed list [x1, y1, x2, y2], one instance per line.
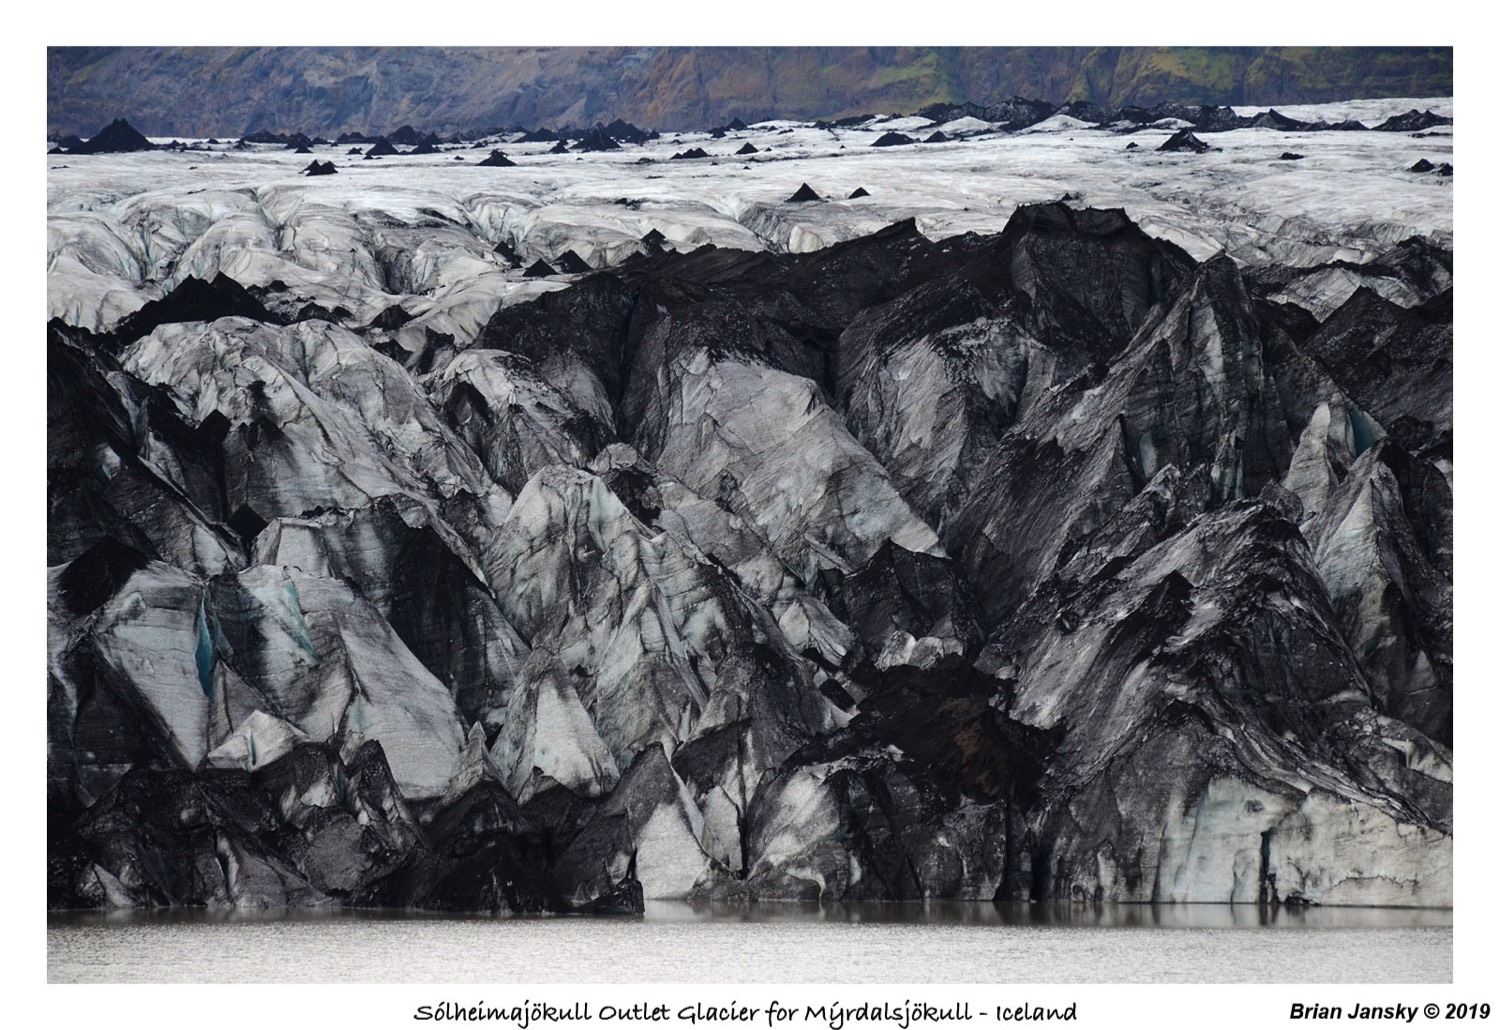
[48, 902, 1452, 983]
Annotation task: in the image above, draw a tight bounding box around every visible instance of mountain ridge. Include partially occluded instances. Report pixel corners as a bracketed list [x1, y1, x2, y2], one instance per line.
[48, 46, 1453, 137]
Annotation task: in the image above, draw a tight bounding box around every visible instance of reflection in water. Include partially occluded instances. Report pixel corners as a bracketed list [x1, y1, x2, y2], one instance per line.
[48, 900, 1454, 931]
[645, 901, 1452, 929]
[48, 902, 1453, 984]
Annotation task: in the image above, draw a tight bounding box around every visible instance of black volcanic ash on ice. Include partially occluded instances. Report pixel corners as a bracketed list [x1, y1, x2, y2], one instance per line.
[47, 196, 1453, 913]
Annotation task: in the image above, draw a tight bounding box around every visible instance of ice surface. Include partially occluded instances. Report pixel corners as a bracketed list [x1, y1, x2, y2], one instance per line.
[203, 709, 311, 771]
[490, 655, 621, 801]
[46, 96, 1454, 908]
[1019, 114, 1096, 134]
[648, 352, 944, 583]
[48, 97, 1453, 343]
[1231, 97, 1452, 125]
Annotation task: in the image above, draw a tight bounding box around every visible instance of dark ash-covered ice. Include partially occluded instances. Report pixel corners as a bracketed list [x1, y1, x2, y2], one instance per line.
[47, 194, 1453, 913]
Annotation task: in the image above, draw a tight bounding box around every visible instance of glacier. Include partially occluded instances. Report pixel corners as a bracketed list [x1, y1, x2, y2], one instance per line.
[47, 98, 1453, 912]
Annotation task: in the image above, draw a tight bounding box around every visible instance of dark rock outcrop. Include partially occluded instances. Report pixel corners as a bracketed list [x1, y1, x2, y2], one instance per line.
[1373, 109, 1453, 132]
[1248, 109, 1311, 131]
[918, 97, 1056, 131]
[108, 274, 282, 346]
[602, 119, 653, 145]
[66, 119, 155, 155]
[385, 125, 429, 146]
[1157, 129, 1211, 153]
[554, 250, 592, 275]
[1058, 100, 1112, 124]
[574, 128, 621, 152]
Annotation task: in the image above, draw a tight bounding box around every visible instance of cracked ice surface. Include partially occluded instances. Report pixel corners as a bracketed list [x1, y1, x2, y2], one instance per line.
[48, 97, 1452, 335]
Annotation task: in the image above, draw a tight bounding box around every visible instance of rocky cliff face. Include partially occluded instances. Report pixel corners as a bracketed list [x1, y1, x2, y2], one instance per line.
[48, 190, 1452, 911]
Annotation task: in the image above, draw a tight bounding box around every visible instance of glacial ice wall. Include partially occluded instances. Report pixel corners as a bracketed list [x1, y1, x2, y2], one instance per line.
[47, 106, 1453, 910]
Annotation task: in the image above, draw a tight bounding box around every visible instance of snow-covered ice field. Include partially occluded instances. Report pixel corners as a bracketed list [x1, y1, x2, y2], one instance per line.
[48, 97, 1452, 342]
